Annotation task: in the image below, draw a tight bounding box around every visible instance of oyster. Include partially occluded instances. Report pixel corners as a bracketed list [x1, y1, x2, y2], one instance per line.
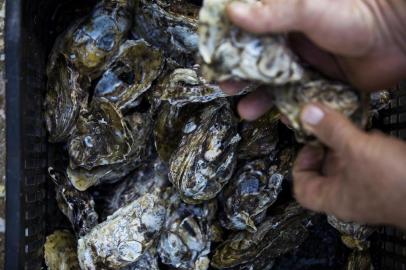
[78, 193, 166, 270]
[45, 55, 89, 142]
[327, 215, 375, 250]
[198, 0, 365, 142]
[48, 167, 98, 236]
[124, 249, 160, 270]
[238, 108, 280, 160]
[44, 230, 80, 270]
[345, 250, 373, 270]
[220, 159, 284, 232]
[154, 102, 201, 163]
[95, 40, 164, 110]
[68, 98, 133, 170]
[45, 0, 133, 142]
[169, 100, 241, 203]
[158, 190, 216, 270]
[133, 0, 199, 64]
[97, 158, 169, 219]
[370, 90, 391, 111]
[155, 65, 228, 106]
[211, 202, 311, 269]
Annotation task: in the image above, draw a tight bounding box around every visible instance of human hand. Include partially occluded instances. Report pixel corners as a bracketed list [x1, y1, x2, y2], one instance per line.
[293, 103, 406, 228]
[222, 0, 406, 120]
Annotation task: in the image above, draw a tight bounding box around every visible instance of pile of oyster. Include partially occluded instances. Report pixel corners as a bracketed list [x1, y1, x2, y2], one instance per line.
[43, 0, 390, 269]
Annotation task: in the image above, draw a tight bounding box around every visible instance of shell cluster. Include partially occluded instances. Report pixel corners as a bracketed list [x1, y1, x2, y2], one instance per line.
[44, 0, 385, 269]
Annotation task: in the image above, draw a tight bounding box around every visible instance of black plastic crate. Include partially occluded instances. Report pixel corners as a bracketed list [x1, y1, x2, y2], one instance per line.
[5, 0, 406, 269]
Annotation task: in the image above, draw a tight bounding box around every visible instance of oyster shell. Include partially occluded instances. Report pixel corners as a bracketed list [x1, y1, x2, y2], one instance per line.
[238, 108, 280, 160]
[158, 189, 215, 270]
[133, 0, 199, 64]
[154, 102, 201, 163]
[77, 193, 166, 270]
[124, 248, 160, 270]
[370, 90, 391, 111]
[220, 159, 284, 232]
[44, 230, 80, 270]
[48, 167, 98, 236]
[211, 202, 311, 269]
[45, 0, 133, 142]
[95, 39, 164, 110]
[169, 100, 241, 203]
[155, 65, 228, 106]
[45, 55, 89, 142]
[97, 158, 170, 219]
[327, 215, 375, 250]
[198, 0, 365, 142]
[68, 98, 133, 170]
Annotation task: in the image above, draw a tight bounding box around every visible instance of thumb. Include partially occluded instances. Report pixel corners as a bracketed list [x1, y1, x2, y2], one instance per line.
[300, 103, 366, 152]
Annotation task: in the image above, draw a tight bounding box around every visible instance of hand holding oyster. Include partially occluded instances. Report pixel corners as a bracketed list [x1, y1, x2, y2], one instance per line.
[198, 0, 366, 142]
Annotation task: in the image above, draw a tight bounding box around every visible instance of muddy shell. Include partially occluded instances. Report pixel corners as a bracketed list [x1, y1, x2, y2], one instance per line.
[44, 230, 80, 270]
[123, 249, 160, 270]
[158, 190, 216, 270]
[327, 215, 375, 250]
[95, 39, 164, 110]
[238, 108, 280, 160]
[212, 202, 311, 269]
[77, 193, 166, 270]
[133, 0, 199, 64]
[169, 100, 240, 203]
[48, 167, 98, 237]
[220, 159, 284, 232]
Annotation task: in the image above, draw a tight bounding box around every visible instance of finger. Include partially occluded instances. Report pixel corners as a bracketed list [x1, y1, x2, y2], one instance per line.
[288, 34, 347, 81]
[293, 145, 328, 212]
[219, 80, 250, 95]
[227, 0, 374, 56]
[237, 88, 273, 120]
[300, 103, 366, 152]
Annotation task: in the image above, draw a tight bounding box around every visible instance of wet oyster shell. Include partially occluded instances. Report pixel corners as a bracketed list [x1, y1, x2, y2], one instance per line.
[68, 98, 134, 170]
[220, 159, 284, 232]
[124, 248, 160, 270]
[97, 158, 170, 219]
[78, 193, 166, 270]
[370, 90, 391, 111]
[154, 102, 201, 163]
[133, 0, 199, 64]
[238, 108, 280, 160]
[198, 0, 365, 143]
[169, 100, 241, 203]
[45, 55, 89, 143]
[158, 190, 215, 270]
[327, 215, 375, 250]
[155, 65, 228, 106]
[48, 167, 98, 236]
[95, 39, 164, 110]
[212, 202, 311, 269]
[44, 230, 80, 270]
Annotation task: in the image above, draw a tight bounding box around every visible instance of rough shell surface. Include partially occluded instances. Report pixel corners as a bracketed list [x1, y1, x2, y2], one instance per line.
[77, 193, 166, 270]
[211, 202, 311, 269]
[220, 159, 284, 232]
[169, 100, 240, 203]
[44, 230, 80, 270]
[345, 250, 373, 270]
[95, 39, 164, 110]
[122, 249, 160, 270]
[133, 0, 199, 64]
[158, 189, 215, 270]
[327, 215, 375, 250]
[48, 167, 98, 237]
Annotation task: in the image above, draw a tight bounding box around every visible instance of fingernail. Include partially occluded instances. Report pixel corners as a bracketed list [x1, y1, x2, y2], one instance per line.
[301, 105, 324, 126]
[229, 2, 249, 16]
